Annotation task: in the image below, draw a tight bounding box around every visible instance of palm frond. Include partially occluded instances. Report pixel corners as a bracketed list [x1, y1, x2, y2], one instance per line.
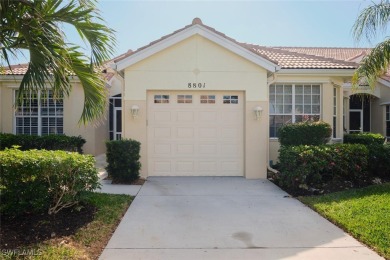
[353, 0, 390, 42]
[1, 0, 116, 124]
[352, 38, 390, 89]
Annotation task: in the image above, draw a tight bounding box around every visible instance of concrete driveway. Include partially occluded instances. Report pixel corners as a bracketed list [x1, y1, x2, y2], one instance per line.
[100, 177, 382, 260]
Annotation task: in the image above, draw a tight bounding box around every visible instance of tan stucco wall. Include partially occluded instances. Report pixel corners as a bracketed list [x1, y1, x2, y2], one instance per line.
[122, 34, 269, 179]
[0, 84, 15, 133]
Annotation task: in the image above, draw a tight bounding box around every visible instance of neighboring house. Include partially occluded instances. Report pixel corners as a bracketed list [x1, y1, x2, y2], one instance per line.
[1, 18, 390, 178]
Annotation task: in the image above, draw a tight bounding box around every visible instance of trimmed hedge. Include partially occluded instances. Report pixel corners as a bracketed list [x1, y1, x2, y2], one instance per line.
[0, 148, 99, 216]
[278, 144, 368, 192]
[344, 133, 389, 178]
[344, 133, 385, 146]
[0, 133, 86, 153]
[106, 139, 141, 183]
[278, 121, 332, 146]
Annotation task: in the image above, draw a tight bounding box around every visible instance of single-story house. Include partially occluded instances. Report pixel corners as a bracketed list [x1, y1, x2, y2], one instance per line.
[1, 18, 389, 179]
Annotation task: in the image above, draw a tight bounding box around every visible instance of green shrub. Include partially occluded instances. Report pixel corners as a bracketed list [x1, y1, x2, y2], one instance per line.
[368, 144, 390, 178]
[0, 148, 99, 216]
[0, 133, 86, 153]
[278, 144, 368, 192]
[344, 133, 389, 178]
[106, 139, 141, 183]
[278, 121, 332, 146]
[344, 133, 385, 146]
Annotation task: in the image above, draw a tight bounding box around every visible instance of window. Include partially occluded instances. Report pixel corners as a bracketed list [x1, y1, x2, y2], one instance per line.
[269, 84, 321, 138]
[200, 95, 215, 104]
[223, 95, 238, 104]
[154, 95, 169, 103]
[177, 95, 192, 104]
[386, 105, 390, 138]
[333, 87, 337, 138]
[15, 90, 63, 135]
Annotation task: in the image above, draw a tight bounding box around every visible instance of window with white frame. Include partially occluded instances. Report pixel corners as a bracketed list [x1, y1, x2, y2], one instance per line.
[386, 105, 390, 138]
[269, 84, 321, 138]
[15, 90, 63, 135]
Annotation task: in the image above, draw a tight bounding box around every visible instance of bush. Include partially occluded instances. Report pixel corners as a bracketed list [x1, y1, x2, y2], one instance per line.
[106, 139, 141, 183]
[0, 148, 99, 216]
[344, 133, 385, 146]
[278, 121, 332, 146]
[344, 133, 389, 178]
[278, 144, 368, 192]
[0, 133, 86, 153]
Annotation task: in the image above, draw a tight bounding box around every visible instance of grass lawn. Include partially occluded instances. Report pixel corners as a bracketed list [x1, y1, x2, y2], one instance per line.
[0, 192, 132, 260]
[299, 183, 390, 259]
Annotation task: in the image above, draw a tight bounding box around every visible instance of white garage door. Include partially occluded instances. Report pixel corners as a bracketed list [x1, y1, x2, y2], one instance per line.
[147, 91, 244, 176]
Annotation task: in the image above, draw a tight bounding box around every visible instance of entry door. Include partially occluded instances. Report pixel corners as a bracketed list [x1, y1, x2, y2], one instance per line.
[349, 110, 362, 133]
[147, 91, 244, 176]
[113, 108, 122, 140]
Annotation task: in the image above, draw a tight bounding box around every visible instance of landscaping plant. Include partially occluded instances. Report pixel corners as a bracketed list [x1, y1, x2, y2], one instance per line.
[0, 133, 86, 153]
[0, 148, 99, 216]
[106, 139, 141, 183]
[278, 121, 332, 146]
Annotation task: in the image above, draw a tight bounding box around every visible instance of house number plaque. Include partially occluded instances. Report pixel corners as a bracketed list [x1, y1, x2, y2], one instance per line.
[188, 83, 206, 88]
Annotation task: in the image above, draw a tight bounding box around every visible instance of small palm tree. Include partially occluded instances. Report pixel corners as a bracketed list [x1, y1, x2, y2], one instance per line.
[352, 0, 390, 88]
[0, 0, 116, 124]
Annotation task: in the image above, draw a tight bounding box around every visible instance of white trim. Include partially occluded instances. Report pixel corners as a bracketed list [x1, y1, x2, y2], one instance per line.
[277, 69, 356, 76]
[115, 24, 279, 72]
[380, 101, 390, 106]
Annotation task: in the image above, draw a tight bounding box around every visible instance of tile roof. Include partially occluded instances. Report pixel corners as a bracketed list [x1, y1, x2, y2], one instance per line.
[0, 18, 376, 75]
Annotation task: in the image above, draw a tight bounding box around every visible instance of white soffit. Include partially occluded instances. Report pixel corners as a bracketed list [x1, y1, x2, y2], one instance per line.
[115, 24, 279, 72]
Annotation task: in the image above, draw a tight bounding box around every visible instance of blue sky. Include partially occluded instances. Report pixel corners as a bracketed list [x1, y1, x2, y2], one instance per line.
[94, 0, 384, 59]
[9, 0, 387, 64]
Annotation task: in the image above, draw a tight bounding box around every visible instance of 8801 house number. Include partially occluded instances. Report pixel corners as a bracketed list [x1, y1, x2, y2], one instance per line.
[188, 83, 206, 88]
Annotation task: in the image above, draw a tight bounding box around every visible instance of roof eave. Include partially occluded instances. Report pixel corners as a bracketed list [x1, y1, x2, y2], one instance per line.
[114, 24, 279, 72]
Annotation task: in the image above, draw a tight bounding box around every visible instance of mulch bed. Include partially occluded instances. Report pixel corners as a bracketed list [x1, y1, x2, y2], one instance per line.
[0, 204, 97, 249]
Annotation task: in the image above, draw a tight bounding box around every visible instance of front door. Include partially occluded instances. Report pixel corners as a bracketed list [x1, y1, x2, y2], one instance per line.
[113, 108, 122, 140]
[349, 110, 362, 133]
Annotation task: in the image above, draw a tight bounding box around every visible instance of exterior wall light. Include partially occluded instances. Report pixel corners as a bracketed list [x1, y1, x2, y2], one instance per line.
[254, 106, 263, 120]
[131, 105, 139, 119]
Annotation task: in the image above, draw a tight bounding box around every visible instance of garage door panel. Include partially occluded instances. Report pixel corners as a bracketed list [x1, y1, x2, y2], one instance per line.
[153, 127, 171, 138]
[198, 161, 218, 172]
[153, 161, 172, 172]
[199, 111, 218, 122]
[153, 111, 171, 121]
[176, 127, 195, 138]
[148, 91, 243, 176]
[177, 111, 194, 122]
[199, 128, 217, 138]
[153, 144, 171, 155]
[199, 144, 218, 154]
[220, 127, 239, 138]
[176, 144, 195, 154]
[176, 161, 194, 172]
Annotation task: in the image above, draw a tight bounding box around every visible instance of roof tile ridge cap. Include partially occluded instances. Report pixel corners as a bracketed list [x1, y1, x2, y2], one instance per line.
[236, 43, 280, 65]
[345, 50, 368, 61]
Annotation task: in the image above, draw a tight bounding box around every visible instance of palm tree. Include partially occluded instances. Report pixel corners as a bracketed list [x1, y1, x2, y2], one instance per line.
[352, 0, 390, 88]
[0, 0, 116, 124]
